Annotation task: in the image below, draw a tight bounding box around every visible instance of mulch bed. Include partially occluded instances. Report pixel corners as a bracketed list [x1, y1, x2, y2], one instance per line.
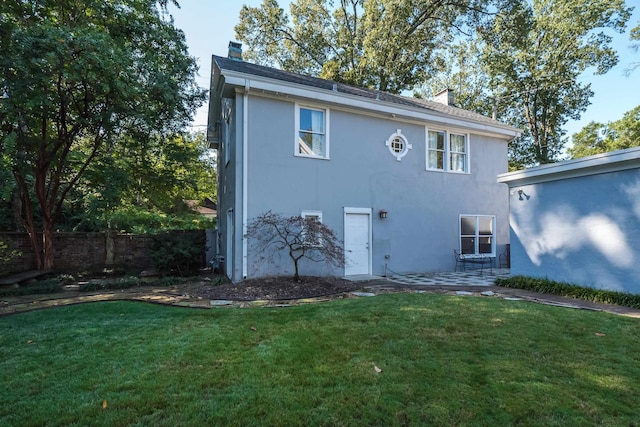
[196, 276, 363, 301]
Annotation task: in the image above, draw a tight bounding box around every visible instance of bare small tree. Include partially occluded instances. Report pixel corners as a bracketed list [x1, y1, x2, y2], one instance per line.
[246, 211, 345, 282]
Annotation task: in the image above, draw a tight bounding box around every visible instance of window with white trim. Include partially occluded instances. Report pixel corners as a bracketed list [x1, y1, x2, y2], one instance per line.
[385, 129, 412, 161]
[427, 129, 469, 172]
[296, 105, 329, 159]
[460, 215, 495, 257]
[301, 211, 323, 246]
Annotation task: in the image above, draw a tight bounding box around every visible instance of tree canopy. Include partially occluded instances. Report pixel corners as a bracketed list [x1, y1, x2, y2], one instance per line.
[68, 131, 217, 233]
[0, 0, 205, 269]
[235, 0, 491, 93]
[478, 0, 632, 168]
[567, 105, 640, 159]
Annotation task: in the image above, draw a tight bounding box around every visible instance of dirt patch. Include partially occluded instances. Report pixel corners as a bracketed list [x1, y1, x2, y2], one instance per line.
[196, 276, 363, 301]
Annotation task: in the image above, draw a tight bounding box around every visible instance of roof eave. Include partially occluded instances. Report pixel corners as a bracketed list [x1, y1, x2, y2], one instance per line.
[218, 67, 521, 140]
[497, 147, 640, 186]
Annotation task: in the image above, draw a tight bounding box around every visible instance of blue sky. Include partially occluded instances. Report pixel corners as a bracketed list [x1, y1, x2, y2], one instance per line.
[170, 1, 640, 142]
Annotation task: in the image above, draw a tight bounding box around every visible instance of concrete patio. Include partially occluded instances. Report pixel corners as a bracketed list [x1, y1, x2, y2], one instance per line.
[345, 269, 511, 287]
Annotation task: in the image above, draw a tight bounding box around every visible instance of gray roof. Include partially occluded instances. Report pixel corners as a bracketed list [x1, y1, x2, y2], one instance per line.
[213, 55, 514, 130]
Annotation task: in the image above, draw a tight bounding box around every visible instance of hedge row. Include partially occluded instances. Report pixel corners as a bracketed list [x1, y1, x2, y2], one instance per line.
[495, 276, 640, 309]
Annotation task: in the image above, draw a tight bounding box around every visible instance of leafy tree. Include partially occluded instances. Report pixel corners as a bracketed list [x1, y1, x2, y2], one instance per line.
[235, 0, 492, 93]
[479, 0, 632, 167]
[246, 211, 345, 282]
[0, 0, 205, 269]
[566, 121, 608, 159]
[414, 40, 492, 116]
[628, 20, 640, 74]
[568, 105, 640, 158]
[0, 238, 20, 276]
[69, 131, 216, 232]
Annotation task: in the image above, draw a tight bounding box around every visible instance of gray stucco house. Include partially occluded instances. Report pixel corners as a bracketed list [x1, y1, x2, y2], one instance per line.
[498, 147, 640, 294]
[208, 49, 520, 282]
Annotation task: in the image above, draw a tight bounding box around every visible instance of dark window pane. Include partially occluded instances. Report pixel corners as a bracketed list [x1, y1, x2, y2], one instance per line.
[460, 216, 475, 235]
[461, 237, 475, 254]
[479, 237, 492, 254]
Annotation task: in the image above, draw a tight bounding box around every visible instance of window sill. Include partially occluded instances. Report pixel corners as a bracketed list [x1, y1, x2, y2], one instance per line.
[294, 153, 330, 160]
[425, 168, 470, 174]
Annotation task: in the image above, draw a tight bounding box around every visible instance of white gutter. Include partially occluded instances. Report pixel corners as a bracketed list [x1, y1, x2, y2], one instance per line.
[497, 147, 640, 186]
[222, 72, 521, 140]
[242, 80, 249, 279]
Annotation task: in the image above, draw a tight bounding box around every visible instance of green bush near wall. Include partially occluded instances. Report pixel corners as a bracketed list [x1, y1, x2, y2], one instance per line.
[495, 276, 640, 309]
[0, 240, 20, 276]
[150, 230, 206, 276]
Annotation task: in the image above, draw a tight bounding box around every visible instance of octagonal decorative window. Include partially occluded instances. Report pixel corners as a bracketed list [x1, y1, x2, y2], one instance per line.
[385, 129, 412, 161]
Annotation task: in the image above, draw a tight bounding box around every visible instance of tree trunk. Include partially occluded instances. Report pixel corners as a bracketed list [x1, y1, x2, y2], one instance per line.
[293, 258, 300, 282]
[15, 181, 44, 270]
[26, 225, 43, 270]
[11, 187, 22, 232]
[42, 222, 54, 271]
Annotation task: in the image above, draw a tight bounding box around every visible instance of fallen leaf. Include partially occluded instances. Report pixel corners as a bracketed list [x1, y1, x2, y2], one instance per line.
[595, 333, 606, 337]
[27, 340, 33, 344]
[102, 400, 107, 409]
[250, 326, 257, 332]
[374, 366, 382, 374]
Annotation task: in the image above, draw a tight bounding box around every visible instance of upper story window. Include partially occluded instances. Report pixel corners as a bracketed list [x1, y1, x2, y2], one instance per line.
[295, 105, 329, 159]
[427, 129, 469, 173]
[385, 129, 412, 161]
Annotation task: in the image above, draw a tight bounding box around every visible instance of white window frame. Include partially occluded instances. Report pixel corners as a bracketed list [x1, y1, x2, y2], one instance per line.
[385, 129, 412, 161]
[459, 214, 496, 257]
[301, 210, 323, 247]
[295, 104, 330, 160]
[426, 128, 470, 173]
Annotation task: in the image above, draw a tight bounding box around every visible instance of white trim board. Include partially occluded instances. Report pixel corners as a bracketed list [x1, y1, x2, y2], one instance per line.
[498, 147, 640, 187]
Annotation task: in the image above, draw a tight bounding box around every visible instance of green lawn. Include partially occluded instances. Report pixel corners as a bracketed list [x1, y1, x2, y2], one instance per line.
[1, 294, 639, 426]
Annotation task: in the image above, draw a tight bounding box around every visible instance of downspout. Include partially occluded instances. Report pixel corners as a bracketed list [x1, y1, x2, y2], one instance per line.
[242, 80, 249, 279]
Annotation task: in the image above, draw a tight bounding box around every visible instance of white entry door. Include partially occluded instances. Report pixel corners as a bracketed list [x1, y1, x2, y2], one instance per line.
[344, 209, 371, 276]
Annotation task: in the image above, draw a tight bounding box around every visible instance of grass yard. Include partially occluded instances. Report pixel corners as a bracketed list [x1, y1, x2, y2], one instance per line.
[1, 293, 639, 426]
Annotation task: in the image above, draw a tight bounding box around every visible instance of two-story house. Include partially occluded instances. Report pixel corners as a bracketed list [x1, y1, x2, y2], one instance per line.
[208, 47, 520, 282]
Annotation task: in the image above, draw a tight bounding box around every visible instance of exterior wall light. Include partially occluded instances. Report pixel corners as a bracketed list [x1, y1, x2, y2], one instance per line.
[379, 209, 388, 219]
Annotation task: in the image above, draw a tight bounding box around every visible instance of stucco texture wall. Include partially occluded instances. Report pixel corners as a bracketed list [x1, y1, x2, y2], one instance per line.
[509, 169, 640, 294]
[243, 95, 510, 279]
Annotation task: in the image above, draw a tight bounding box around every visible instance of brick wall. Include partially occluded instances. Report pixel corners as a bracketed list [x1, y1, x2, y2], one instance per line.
[0, 232, 196, 274]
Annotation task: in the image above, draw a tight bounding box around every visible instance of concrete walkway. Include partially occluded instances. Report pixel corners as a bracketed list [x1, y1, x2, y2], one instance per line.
[2, 270, 640, 318]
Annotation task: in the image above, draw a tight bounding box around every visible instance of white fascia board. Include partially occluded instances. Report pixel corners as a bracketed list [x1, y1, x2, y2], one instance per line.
[497, 147, 640, 186]
[222, 72, 520, 140]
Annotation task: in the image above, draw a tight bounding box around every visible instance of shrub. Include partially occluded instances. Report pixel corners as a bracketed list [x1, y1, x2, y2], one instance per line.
[495, 276, 640, 309]
[0, 276, 61, 297]
[0, 239, 20, 276]
[150, 231, 206, 276]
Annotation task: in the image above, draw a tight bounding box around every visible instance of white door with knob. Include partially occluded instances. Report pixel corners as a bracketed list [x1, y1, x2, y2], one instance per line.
[344, 208, 372, 276]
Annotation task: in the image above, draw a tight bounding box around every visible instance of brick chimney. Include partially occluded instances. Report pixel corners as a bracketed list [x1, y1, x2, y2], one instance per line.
[434, 88, 454, 106]
[228, 41, 242, 61]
